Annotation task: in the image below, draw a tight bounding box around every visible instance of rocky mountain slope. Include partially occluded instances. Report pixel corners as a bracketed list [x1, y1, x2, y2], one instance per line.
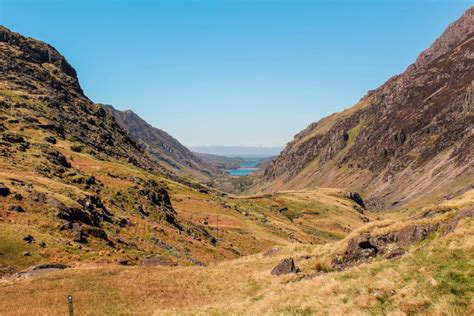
[261, 7, 474, 209]
[103, 104, 220, 181]
[0, 26, 164, 173]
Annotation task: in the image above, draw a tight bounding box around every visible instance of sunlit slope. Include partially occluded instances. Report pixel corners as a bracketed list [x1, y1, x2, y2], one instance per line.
[1, 190, 472, 315]
[259, 8, 474, 209]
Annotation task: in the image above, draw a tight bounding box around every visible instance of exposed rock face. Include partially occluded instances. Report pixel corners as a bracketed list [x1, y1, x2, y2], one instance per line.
[103, 105, 220, 180]
[444, 206, 474, 234]
[271, 258, 298, 276]
[346, 192, 365, 209]
[43, 147, 71, 168]
[396, 224, 438, 247]
[0, 25, 166, 172]
[333, 206, 474, 270]
[262, 8, 474, 208]
[112, 179, 183, 230]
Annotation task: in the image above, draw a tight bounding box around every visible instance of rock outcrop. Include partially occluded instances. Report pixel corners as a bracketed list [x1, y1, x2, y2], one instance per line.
[332, 206, 474, 270]
[271, 258, 298, 276]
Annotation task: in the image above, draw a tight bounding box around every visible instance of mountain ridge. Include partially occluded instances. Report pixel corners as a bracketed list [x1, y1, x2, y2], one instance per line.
[102, 104, 220, 181]
[260, 7, 474, 209]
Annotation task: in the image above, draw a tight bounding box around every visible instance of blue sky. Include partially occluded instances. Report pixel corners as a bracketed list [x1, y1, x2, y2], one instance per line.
[1, 0, 472, 147]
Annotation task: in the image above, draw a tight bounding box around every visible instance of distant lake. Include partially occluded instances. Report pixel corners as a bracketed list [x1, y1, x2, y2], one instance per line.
[227, 158, 262, 176]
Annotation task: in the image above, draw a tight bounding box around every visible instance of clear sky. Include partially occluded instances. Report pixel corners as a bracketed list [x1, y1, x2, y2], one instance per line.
[1, 0, 472, 147]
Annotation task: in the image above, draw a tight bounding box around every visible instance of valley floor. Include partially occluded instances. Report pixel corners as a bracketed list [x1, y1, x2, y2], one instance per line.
[1, 190, 472, 315]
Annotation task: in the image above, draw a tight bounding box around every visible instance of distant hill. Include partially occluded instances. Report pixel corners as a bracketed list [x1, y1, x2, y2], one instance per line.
[193, 152, 244, 170]
[103, 105, 220, 181]
[190, 145, 282, 157]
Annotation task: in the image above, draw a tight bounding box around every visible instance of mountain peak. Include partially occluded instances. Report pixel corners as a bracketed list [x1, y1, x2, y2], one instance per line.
[414, 6, 474, 70]
[0, 25, 82, 94]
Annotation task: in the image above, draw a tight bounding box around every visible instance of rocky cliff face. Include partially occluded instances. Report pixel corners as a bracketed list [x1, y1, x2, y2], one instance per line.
[0, 25, 162, 171]
[103, 104, 220, 180]
[262, 7, 474, 208]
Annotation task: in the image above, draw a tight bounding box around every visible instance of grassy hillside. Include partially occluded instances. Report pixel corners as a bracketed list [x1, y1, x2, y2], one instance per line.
[1, 190, 471, 315]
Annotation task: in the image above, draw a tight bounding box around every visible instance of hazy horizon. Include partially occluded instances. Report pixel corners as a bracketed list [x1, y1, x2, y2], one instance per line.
[1, 0, 472, 147]
[191, 145, 282, 157]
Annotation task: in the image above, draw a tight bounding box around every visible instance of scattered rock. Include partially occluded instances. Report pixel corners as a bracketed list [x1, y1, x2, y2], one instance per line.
[2, 132, 26, 144]
[43, 147, 70, 168]
[72, 231, 87, 243]
[346, 192, 366, 209]
[43, 136, 57, 144]
[70, 144, 83, 152]
[57, 206, 97, 227]
[396, 224, 438, 247]
[140, 256, 178, 267]
[332, 233, 380, 270]
[118, 218, 128, 227]
[0, 183, 10, 196]
[28, 263, 68, 271]
[444, 206, 474, 235]
[384, 248, 405, 260]
[8, 205, 24, 212]
[23, 235, 34, 243]
[82, 226, 108, 241]
[262, 247, 280, 257]
[117, 258, 129, 266]
[271, 258, 298, 276]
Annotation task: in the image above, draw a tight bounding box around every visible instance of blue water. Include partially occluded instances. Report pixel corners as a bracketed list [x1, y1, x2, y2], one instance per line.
[227, 158, 261, 176]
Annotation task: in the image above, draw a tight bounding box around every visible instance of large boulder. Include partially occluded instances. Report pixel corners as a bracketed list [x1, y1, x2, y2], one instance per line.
[396, 224, 438, 247]
[345, 192, 366, 209]
[82, 226, 108, 241]
[43, 147, 70, 168]
[271, 258, 298, 276]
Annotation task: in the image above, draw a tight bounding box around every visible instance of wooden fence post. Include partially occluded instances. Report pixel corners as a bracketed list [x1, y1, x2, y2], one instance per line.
[67, 295, 74, 316]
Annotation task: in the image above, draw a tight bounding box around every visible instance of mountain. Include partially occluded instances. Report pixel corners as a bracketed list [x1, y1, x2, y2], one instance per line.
[103, 104, 220, 181]
[0, 26, 163, 172]
[0, 25, 369, 276]
[261, 8, 474, 209]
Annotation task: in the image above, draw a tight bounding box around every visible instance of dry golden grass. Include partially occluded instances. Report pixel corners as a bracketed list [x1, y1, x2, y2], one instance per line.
[0, 195, 472, 315]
